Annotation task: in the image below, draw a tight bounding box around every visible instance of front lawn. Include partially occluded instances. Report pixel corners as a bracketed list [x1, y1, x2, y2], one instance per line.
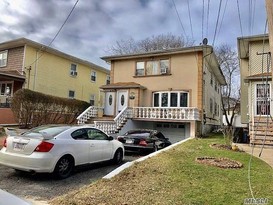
[50, 134, 273, 205]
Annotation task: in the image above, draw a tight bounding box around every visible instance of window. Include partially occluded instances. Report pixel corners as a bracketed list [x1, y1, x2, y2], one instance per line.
[106, 75, 110, 85]
[210, 98, 213, 114]
[91, 71, 96, 82]
[215, 81, 217, 91]
[136, 62, 145, 76]
[136, 59, 169, 76]
[0, 51, 8, 67]
[214, 102, 217, 115]
[70, 63, 77, 76]
[68, 90, 75, 99]
[153, 91, 189, 107]
[210, 73, 213, 86]
[256, 83, 270, 115]
[0, 82, 12, 96]
[86, 128, 108, 140]
[90, 95, 95, 106]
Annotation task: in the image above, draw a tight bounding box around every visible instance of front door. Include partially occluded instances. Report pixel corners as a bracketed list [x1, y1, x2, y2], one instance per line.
[104, 92, 115, 115]
[117, 90, 128, 113]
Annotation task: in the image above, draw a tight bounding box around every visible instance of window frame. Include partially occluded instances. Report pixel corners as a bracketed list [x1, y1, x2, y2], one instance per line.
[0, 81, 13, 96]
[255, 83, 271, 116]
[68, 90, 75, 99]
[153, 91, 189, 108]
[106, 75, 110, 85]
[70, 63, 77, 77]
[135, 59, 170, 76]
[90, 94, 95, 106]
[0, 50, 8, 67]
[91, 71, 96, 82]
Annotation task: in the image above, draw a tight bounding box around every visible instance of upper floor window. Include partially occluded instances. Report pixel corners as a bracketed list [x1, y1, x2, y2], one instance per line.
[91, 71, 96, 82]
[136, 59, 169, 76]
[106, 75, 110, 85]
[68, 90, 75, 99]
[90, 94, 95, 106]
[70, 63, 77, 76]
[153, 91, 188, 108]
[256, 83, 270, 115]
[0, 51, 8, 67]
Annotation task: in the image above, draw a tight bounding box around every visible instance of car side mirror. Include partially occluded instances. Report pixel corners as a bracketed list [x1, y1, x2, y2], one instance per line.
[108, 136, 114, 141]
[165, 138, 169, 141]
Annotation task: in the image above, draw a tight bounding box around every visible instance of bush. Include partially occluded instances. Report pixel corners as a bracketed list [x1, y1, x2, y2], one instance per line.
[11, 89, 90, 128]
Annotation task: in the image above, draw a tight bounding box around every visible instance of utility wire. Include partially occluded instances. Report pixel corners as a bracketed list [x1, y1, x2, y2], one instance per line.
[186, 0, 194, 40]
[237, 0, 247, 58]
[171, 0, 187, 39]
[26, 0, 80, 68]
[217, 0, 229, 39]
[212, 0, 223, 46]
[206, 0, 210, 39]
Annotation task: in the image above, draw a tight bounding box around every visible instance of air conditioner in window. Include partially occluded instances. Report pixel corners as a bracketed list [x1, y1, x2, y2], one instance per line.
[70, 71, 77, 76]
[161, 68, 168, 74]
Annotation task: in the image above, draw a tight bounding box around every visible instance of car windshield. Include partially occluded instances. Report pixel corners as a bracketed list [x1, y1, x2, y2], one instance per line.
[22, 125, 70, 138]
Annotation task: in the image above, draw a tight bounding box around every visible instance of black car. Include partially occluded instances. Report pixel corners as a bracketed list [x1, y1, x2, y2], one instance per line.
[117, 129, 171, 153]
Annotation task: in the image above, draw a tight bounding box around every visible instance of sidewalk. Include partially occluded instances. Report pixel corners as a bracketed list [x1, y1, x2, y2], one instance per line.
[235, 143, 273, 169]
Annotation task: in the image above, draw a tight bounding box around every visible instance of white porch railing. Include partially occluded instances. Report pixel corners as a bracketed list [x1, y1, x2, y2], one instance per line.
[77, 106, 103, 124]
[131, 107, 200, 121]
[94, 107, 132, 134]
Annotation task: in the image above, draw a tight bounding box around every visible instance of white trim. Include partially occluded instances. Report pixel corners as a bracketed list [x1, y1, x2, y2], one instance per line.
[153, 91, 189, 108]
[254, 82, 271, 116]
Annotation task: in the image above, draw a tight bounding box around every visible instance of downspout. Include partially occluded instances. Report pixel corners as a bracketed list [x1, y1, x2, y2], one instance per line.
[33, 49, 39, 90]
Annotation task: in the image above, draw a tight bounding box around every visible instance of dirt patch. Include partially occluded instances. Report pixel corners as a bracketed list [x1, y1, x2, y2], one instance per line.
[210, 143, 243, 152]
[196, 156, 243, 169]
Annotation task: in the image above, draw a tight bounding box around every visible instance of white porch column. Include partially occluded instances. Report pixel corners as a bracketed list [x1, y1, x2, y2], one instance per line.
[190, 121, 196, 138]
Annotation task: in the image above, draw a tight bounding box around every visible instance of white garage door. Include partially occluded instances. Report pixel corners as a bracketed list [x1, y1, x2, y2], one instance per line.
[155, 123, 187, 143]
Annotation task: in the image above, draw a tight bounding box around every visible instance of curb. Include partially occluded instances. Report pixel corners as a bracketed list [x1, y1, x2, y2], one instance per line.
[103, 137, 192, 179]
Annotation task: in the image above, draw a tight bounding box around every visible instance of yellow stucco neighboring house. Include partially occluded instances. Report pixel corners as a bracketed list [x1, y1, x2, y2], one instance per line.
[0, 38, 109, 125]
[0, 38, 109, 104]
[238, 34, 273, 146]
[78, 45, 226, 141]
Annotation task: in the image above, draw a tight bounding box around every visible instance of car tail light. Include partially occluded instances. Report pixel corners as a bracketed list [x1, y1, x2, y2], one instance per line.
[35, 141, 54, 152]
[139, 139, 148, 146]
[3, 138, 7, 147]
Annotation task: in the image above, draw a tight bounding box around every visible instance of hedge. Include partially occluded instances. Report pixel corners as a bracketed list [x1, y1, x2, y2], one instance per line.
[11, 89, 90, 128]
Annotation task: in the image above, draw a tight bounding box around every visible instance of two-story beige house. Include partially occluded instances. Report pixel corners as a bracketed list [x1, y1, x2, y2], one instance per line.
[0, 38, 109, 125]
[78, 45, 226, 142]
[238, 34, 273, 145]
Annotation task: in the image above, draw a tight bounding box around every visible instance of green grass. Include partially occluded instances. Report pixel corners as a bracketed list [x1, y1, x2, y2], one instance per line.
[50, 134, 273, 205]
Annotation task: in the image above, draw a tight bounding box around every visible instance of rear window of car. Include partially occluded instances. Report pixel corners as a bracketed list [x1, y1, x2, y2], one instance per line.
[126, 132, 150, 138]
[22, 125, 70, 138]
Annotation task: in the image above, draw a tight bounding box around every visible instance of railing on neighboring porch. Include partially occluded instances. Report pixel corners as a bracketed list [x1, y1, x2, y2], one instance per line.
[77, 106, 103, 124]
[131, 107, 200, 121]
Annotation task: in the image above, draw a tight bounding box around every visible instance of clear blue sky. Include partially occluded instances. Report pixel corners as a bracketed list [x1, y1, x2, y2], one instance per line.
[0, 0, 267, 68]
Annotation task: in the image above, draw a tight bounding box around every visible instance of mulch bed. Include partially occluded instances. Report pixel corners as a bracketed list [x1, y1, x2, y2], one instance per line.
[196, 156, 243, 169]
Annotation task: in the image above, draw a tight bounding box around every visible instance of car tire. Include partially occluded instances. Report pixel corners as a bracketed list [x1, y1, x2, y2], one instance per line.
[54, 155, 74, 179]
[153, 144, 158, 152]
[113, 148, 123, 165]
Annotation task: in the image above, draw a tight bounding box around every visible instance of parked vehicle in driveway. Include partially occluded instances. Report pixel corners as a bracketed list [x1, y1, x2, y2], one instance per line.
[117, 129, 171, 153]
[0, 125, 124, 179]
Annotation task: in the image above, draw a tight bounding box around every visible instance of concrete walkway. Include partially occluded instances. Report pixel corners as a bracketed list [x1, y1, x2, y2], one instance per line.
[235, 143, 273, 169]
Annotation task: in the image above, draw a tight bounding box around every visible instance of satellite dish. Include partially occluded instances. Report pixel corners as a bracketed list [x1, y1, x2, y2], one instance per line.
[202, 38, 208, 45]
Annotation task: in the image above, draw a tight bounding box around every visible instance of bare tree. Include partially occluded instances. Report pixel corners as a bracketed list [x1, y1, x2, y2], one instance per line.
[107, 33, 194, 55]
[215, 44, 240, 145]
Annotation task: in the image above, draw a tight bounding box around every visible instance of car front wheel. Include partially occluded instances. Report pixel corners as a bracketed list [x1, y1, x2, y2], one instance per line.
[113, 148, 123, 164]
[54, 155, 74, 179]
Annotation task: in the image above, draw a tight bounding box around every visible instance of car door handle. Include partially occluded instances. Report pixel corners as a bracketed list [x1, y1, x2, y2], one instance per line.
[90, 144, 95, 147]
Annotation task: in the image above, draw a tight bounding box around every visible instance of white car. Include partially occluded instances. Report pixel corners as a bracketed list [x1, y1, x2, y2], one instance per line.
[0, 125, 124, 179]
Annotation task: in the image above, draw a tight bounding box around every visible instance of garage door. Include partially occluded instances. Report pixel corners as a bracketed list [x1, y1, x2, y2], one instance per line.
[155, 123, 186, 143]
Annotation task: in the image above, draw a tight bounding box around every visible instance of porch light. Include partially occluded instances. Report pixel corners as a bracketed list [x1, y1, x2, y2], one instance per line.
[129, 92, 135, 100]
